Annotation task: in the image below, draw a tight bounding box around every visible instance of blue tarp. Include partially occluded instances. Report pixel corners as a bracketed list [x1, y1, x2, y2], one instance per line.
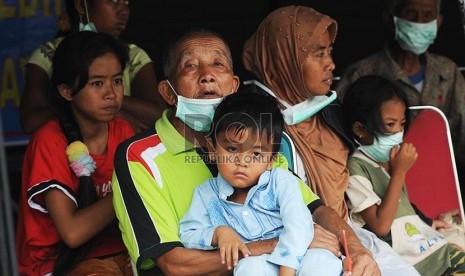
[0, 0, 63, 146]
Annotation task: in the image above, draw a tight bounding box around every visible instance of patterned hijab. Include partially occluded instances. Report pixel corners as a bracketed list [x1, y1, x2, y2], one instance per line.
[243, 5, 350, 220]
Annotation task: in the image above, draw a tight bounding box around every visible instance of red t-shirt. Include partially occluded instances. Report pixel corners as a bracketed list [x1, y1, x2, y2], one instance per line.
[16, 118, 134, 276]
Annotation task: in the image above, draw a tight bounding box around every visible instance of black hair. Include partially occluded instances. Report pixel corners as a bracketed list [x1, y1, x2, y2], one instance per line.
[162, 28, 233, 80]
[209, 87, 284, 154]
[342, 75, 411, 139]
[66, 0, 80, 33]
[51, 31, 128, 96]
[49, 31, 128, 275]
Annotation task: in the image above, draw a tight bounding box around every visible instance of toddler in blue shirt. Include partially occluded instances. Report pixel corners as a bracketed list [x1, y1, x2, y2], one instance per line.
[179, 90, 343, 275]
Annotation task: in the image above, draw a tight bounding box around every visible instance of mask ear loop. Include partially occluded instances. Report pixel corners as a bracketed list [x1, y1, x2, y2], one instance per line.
[166, 80, 178, 97]
[165, 80, 180, 107]
[83, 0, 91, 24]
[78, 0, 92, 31]
[243, 80, 291, 109]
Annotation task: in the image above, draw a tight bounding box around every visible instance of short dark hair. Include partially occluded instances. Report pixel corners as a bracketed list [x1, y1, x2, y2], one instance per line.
[162, 28, 233, 80]
[342, 75, 411, 138]
[209, 87, 284, 154]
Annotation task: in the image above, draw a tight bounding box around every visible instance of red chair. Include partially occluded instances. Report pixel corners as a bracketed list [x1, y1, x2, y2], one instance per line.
[404, 106, 465, 220]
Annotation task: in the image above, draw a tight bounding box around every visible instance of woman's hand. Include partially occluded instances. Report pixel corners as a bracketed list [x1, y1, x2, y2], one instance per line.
[432, 219, 451, 230]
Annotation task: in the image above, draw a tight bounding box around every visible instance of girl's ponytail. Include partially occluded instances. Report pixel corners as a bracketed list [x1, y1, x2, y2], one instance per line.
[52, 102, 98, 275]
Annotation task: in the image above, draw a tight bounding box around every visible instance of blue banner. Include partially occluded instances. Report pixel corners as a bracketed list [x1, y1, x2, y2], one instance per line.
[0, 0, 64, 146]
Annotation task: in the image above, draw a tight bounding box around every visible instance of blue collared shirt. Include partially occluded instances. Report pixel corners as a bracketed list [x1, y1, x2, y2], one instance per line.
[179, 167, 314, 269]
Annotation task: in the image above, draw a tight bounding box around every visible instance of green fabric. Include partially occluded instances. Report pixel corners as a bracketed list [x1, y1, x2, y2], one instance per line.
[347, 154, 452, 275]
[444, 245, 465, 275]
[348, 156, 416, 221]
[414, 243, 450, 276]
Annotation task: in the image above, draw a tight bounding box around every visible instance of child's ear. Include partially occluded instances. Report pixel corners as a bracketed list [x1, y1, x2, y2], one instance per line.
[57, 84, 73, 101]
[352, 121, 367, 140]
[352, 121, 363, 139]
[206, 137, 217, 162]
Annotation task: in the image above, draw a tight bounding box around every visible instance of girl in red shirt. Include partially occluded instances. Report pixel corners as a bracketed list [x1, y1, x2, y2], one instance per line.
[16, 31, 134, 276]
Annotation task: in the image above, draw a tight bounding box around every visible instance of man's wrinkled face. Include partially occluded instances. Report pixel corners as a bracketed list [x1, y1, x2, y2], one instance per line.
[171, 35, 239, 100]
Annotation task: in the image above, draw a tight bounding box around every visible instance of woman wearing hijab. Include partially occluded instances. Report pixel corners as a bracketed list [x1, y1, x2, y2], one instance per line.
[243, 5, 420, 276]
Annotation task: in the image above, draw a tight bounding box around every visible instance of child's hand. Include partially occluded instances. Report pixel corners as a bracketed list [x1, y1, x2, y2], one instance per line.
[279, 265, 296, 276]
[432, 219, 451, 230]
[389, 142, 418, 174]
[214, 226, 250, 270]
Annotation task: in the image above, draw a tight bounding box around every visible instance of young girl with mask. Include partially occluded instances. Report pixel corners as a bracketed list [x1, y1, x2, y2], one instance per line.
[343, 75, 465, 276]
[336, 0, 465, 187]
[16, 31, 134, 276]
[20, 0, 166, 134]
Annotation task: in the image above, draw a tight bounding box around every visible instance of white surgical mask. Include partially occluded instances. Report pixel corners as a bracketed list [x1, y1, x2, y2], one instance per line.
[79, 0, 97, 33]
[357, 131, 404, 162]
[79, 22, 97, 32]
[394, 16, 437, 55]
[167, 80, 223, 132]
[243, 80, 336, 125]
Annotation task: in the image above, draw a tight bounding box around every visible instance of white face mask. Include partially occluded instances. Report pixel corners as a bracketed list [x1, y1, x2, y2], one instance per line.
[79, 22, 97, 32]
[357, 131, 404, 162]
[167, 80, 223, 132]
[393, 16, 437, 55]
[243, 80, 337, 125]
